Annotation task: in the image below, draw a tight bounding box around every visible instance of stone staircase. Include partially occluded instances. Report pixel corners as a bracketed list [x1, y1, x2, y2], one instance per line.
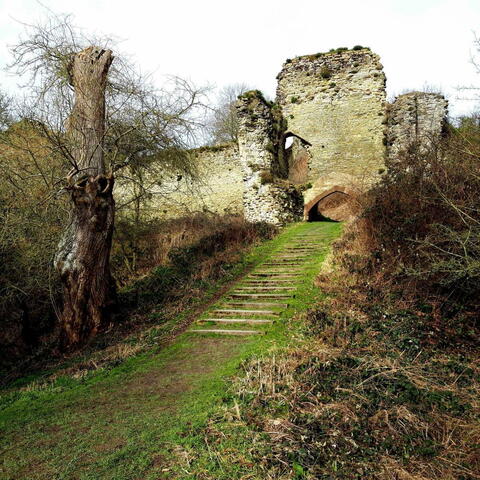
[189, 226, 332, 336]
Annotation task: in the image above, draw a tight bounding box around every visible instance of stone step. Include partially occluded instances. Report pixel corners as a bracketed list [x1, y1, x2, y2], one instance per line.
[256, 267, 303, 271]
[243, 278, 293, 283]
[198, 318, 274, 325]
[283, 248, 318, 252]
[285, 241, 321, 244]
[260, 263, 303, 267]
[276, 252, 309, 255]
[249, 273, 300, 278]
[223, 301, 288, 308]
[265, 258, 304, 262]
[250, 270, 302, 278]
[254, 271, 302, 276]
[244, 276, 294, 279]
[212, 309, 279, 316]
[262, 263, 303, 267]
[234, 285, 295, 290]
[269, 257, 307, 261]
[265, 258, 305, 262]
[192, 329, 264, 335]
[229, 293, 292, 299]
[290, 242, 327, 245]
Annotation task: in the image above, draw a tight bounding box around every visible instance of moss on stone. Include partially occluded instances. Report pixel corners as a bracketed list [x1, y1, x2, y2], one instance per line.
[191, 143, 235, 154]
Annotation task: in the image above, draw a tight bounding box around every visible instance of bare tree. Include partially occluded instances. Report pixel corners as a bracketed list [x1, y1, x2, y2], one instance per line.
[208, 83, 252, 144]
[7, 15, 208, 348]
[0, 91, 13, 130]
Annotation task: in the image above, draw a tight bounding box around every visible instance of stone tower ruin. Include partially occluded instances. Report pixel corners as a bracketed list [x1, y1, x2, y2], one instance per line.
[386, 92, 448, 163]
[233, 47, 448, 225]
[276, 48, 387, 219]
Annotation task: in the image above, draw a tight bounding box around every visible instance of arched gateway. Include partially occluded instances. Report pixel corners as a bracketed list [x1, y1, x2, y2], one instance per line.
[304, 186, 352, 222]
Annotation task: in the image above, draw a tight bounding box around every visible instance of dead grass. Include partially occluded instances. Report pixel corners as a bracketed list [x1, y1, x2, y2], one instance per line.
[113, 212, 273, 286]
[2, 213, 275, 387]
[194, 243, 479, 479]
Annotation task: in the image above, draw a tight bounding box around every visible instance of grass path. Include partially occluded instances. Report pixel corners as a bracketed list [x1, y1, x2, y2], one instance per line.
[0, 222, 341, 480]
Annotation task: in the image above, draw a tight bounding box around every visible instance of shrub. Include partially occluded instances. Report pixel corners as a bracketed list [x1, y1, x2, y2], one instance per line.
[337, 125, 480, 332]
[114, 213, 276, 310]
[319, 66, 332, 79]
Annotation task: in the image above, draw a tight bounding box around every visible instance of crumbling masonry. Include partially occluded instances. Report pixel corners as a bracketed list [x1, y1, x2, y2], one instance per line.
[386, 92, 448, 163]
[236, 91, 303, 224]
[233, 47, 448, 224]
[145, 47, 448, 225]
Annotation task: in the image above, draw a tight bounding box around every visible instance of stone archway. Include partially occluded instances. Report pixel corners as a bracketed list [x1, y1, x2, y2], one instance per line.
[304, 186, 353, 222]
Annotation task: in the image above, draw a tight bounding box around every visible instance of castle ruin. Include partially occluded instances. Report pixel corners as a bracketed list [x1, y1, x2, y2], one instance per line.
[138, 47, 448, 225]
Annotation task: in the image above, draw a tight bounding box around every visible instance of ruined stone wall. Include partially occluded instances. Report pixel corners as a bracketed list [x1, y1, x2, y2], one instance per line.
[116, 50, 449, 226]
[387, 92, 448, 163]
[237, 91, 303, 225]
[116, 144, 244, 219]
[276, 49, 387, 205]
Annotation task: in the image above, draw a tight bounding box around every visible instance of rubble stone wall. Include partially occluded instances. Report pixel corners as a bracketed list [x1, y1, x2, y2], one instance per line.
[387, 92, 448, 162]
[236, 91, 303, 225]
[276, 49, 387, 205]
[117, 144, 244, 219]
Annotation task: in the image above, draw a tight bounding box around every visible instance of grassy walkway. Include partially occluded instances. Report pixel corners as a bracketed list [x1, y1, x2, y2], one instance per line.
[0, 222, 341, 480]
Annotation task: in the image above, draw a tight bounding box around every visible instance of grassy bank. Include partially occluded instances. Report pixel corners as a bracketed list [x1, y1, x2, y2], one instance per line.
[184, 262, 479, 479]
[0, 222, 341, 480]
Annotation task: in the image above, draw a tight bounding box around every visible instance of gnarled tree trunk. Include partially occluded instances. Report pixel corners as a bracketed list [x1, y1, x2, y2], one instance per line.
[54, 47, 115, 348]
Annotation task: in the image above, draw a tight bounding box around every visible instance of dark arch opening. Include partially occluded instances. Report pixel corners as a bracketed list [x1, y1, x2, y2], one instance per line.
[305, 189, 351, 222]
[308, 208, 337, 222]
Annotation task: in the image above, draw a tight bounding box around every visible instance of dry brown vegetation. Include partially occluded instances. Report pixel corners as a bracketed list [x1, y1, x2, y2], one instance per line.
[0, 121, 66, 362]
[1, 211, 275, 382]
[335, 123, 480, 342]
[113, 213, 274, 287]
[191, 124, 480, 479]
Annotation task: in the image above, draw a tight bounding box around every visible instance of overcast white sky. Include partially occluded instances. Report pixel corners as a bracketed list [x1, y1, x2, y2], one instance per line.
[0, 0, 479, 117]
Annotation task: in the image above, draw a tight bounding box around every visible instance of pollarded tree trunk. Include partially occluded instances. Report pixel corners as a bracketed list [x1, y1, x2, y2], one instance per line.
[54, 47, 115, 348]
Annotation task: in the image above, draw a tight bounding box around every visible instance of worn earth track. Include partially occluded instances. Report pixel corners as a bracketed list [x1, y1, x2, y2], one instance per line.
[0, 222, 340, 480]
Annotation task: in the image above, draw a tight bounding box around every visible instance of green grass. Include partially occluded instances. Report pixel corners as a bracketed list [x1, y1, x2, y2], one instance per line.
[0, 222, 341, 480]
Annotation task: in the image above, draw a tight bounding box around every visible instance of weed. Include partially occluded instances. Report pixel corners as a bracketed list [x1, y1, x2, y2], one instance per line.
[320, 66, 332, 79]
